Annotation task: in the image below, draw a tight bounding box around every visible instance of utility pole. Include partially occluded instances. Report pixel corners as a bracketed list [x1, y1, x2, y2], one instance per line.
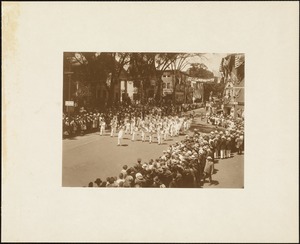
[64, 57, 74, 118]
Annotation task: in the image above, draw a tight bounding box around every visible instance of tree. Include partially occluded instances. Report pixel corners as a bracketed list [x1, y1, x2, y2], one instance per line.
[128, 52, 182, 104]
[203, 83, 226, 101]
[128, 53, 158, 103]
[63, 52, 131, 107]
[188, 63, 214, 79]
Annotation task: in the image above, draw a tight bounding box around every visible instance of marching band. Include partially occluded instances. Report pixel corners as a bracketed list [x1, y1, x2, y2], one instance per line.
[106, 114, 193, 146]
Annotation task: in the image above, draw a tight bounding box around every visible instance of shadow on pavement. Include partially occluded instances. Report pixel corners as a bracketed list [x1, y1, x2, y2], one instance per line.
[188, 122, 226, 134]
[202, 179, 219, 186]
[210, 180, 219, 185]
[63, 131, 100, 140]
[64, 137, 77, 140]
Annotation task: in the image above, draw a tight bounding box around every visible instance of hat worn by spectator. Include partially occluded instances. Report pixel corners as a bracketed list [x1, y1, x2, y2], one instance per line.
[94, 178, 102, 185]
[135, 173, 143, 180]
[165, 170, 173, 177]
[108, 177, 115, 184]
[153, 176, 160, 182]
[207, 156, 213, 161]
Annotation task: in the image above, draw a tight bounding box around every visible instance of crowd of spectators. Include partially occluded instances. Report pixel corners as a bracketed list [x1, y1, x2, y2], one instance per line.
[63, 103, 202, 138]
[85, 118, 244, 188]
[205, 112, 244, 130]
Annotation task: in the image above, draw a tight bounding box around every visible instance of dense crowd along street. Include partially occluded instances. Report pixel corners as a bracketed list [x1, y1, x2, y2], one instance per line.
[63, 103, 200, 138]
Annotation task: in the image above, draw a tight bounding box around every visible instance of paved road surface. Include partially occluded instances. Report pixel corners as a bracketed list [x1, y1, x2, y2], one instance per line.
[63, 131, 189, 187]
[62, 108, 244, 188]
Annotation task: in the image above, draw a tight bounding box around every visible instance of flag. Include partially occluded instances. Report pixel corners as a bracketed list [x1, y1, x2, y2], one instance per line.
[235, 54, 245, 68]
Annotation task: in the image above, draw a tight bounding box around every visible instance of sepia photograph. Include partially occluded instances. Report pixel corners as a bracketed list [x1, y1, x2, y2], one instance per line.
[3, 2, 298, 243]
[62, 52, 245, 188]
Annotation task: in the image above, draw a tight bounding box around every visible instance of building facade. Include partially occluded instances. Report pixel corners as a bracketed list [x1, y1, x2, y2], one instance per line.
[220, 53, 245, 118]
[161, 70, 193, 104]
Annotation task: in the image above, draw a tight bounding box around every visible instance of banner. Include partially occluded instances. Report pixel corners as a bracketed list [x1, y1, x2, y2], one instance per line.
[188, 77, 215, 83]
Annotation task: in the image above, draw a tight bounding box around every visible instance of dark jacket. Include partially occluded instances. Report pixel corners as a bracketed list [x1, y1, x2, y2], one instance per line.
[220, 138, 227, 150]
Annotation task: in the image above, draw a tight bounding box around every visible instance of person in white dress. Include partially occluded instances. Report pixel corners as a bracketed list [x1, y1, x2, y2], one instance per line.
[148, 122, 155, 144]
[183, 119, 188, 133]
[117, 125, 125, 146]
[99, 119, 106, 136]
[131, 121, 138, 142]
[157, 122, 163, 145]
[125, 118, 131, 135]
[170, 120, 176, 137]
[130, 117, 136, 135]
[110, 117, 117, 137]
[162, 120, 168, 141]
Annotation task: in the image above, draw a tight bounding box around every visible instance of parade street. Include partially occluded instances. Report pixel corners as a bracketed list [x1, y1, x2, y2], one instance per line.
[62, 108, 244, 188]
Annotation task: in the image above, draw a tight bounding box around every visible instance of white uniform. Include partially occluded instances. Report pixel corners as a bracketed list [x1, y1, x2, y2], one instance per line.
[183, 120, 188, 132]
[148, 123, 155, 143]
[141, 121, 147, 142]
[117, 127, 124, 146]
[175, 119, 181, 136]
[130, 118, 135, 135]
[157, 124, 162, 145]
[100, 120, 106, 136]
[110, 119, 117, 137]
[131, 123, 138, 141]
[125, 119, 130, 134]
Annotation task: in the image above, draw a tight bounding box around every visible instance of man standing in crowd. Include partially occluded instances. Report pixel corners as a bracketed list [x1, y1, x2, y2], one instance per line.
[203, 156, 214, 184]
[220, 135, 227, 159]
[225, 137, 231, 158]
[235, 135, 243, 155]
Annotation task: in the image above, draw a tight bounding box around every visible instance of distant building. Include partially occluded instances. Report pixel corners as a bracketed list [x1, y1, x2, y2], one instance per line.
[161, 70, 192, 104]
[186, 76, 215, 103]
[220, 53, 245, 118]
[161, 70, 175, 96]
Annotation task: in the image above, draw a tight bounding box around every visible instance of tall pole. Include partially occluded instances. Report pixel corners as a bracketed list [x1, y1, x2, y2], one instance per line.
[68, 60, 71, 118]
[68, 74, 71, 118]
[64, 58, 73, 118]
